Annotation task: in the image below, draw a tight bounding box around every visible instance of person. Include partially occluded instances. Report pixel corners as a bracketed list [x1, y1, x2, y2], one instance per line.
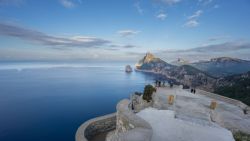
[170, 81, 173, 88]
[194, 89, 196, 94]
[155, 80, 158, 87]
[191, 88, 193, 93]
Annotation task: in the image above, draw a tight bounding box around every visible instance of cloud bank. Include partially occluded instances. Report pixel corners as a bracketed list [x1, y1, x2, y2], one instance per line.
[157, 41, 250, 61]
[0, 23, 111, 48]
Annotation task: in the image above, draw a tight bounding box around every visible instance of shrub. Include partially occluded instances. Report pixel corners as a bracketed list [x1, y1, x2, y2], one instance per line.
[233, 131, 250, 141]
[142, 84, 156, 102]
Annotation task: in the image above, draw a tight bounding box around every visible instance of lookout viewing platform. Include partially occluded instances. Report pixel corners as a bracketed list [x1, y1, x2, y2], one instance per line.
[76, 85, 250, 141]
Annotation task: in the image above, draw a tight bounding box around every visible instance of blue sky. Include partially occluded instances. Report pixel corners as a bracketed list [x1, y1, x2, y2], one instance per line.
[0, 0, 250, 62]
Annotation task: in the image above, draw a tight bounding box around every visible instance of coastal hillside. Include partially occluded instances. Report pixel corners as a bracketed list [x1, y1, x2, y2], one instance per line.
[136, 53, 216, 91]
[136, 53, 250, 105]
[167, 65, 216, 91]
[215, 71, 250, 106]
[170, 58, 190, 66]
[191, 57, 250, 78]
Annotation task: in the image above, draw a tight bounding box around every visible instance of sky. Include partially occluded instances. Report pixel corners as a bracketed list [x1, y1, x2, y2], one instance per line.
[0, 0, 250, 62]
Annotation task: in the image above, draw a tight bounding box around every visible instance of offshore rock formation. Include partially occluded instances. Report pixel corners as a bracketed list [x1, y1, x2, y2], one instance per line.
[125, 65, 133, 72]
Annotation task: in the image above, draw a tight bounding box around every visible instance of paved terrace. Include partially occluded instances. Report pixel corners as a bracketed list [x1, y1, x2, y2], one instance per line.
[135, 86, 250, 141]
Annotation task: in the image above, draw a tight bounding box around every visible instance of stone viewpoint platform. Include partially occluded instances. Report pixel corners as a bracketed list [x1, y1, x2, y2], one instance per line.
[76, 85, 250, 141]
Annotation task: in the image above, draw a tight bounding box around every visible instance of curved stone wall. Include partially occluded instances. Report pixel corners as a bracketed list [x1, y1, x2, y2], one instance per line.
[75, 113, 116, 141]
[197, 89, 249, 110]
[107, 99, 153, 141]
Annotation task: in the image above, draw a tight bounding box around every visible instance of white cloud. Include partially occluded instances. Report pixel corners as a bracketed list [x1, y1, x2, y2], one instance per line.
[59, 0, 75, 8]
[134, 2, 144, 15]
[156, 13, 167, 20]
[185, 10, 203, 28]
[157, 0, 181, 5]
[184, 20, 199, 27]
[118, 30, 140, 37]
[188, 10, 203, 20]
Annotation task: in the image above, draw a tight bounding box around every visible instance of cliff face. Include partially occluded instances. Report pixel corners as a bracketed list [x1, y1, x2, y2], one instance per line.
[136, 53, 216, 90]
[135, 53, 175, 72]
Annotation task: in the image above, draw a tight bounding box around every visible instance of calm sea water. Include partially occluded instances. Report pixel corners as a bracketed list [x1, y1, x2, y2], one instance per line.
[0, 62, 162, 141]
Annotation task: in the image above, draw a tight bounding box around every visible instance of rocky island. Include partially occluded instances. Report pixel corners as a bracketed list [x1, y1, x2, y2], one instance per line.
[125, 65, 133, 72]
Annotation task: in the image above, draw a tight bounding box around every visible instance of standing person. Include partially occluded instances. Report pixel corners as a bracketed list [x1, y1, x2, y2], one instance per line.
[155, 80, 158, 87]
[194, 89, 196, 94]
[191, 88, 193, 93]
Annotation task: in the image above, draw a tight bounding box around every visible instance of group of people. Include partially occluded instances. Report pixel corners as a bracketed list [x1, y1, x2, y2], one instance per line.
[191, 88, 196, 94]
[154, 80, 174, 88]
[155, 80, 166, 87]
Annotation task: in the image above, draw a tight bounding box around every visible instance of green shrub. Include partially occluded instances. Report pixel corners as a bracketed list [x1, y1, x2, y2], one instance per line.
[142, 85, 156, 102]
[233, 131, 250, 141]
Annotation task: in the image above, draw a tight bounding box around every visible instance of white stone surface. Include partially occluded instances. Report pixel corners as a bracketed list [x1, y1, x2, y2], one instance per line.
[137, 108, 235, 141]
[152, 87, 250, 133]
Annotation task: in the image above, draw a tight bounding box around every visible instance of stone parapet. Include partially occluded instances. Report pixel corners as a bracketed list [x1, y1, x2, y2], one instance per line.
[75, 113, 116, 141]
[197, 89, 249, 110]
[107, 99, 153, 141]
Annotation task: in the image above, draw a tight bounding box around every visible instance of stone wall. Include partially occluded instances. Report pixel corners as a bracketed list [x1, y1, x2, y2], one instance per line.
[75, 113, 116, 141]
[197, 89, 249, 111]
[106, 99, 153, 141]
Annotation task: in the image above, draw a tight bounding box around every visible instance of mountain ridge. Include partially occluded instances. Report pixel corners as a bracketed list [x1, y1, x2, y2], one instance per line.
[136, 53, 217, 91]
[191, 57, 250, 77]
[136, 53, 250, 105]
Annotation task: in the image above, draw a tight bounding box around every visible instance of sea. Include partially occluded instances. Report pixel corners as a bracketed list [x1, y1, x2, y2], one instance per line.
[0, 61, 164, 141]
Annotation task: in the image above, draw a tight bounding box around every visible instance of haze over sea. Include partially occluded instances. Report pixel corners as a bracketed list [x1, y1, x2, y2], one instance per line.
[0, 62, 161, 141]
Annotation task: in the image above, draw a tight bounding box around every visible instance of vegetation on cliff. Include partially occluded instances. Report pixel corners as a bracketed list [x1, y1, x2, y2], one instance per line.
[142, 85, 156, 102]
[233, 131, 250, 141]
[214, 71, 250, 106]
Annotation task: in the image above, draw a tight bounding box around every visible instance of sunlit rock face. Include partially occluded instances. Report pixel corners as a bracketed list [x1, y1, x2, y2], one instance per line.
[135, 52, 174, 71]
[135, 52, 156, 69]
